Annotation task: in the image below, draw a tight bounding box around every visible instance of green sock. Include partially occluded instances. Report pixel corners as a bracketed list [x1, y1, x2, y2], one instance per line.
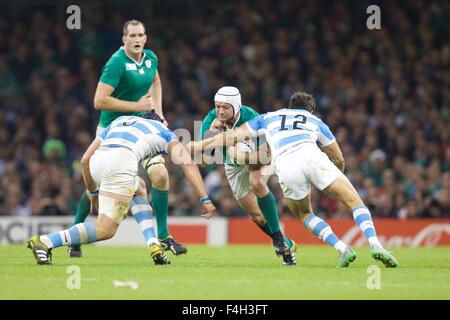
[258, 222, 273, 238]
[257, 191, 281, 232]
[72, 192, 91, 225]
[283, 235, 293, 249]
[257, 192, 293, 248]
[152, 188, 170, 239]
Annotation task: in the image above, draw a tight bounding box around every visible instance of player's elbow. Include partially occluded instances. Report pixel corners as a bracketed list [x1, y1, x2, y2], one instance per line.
[334, 158, 345, 172]
[93, 93, 109, 110]
[80, 152, 91, 168]
[93, 97, 104, 110]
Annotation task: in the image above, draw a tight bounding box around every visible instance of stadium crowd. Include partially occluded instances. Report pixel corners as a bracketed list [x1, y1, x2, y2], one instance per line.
[0, 0, 449, 219]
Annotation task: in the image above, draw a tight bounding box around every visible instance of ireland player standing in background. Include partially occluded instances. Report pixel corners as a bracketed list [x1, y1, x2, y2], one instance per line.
[197, 86, 296, 266]
[68, 19, 187, 257]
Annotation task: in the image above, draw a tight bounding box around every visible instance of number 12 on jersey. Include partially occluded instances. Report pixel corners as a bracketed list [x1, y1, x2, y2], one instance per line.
[279, 114, 307, 131]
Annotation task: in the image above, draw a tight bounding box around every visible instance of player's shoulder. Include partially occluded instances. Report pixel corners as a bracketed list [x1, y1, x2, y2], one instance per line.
[205, 108, 217, 118]
[241, 104, 258, 114]
[112, 47, 127, 60]
[144, 49, 158, 61]
[104, 48, 126, 66]
[305, 111, 326, 124]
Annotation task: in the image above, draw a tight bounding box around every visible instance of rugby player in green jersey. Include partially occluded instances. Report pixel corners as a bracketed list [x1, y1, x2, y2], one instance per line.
[69, 20, 186, 257]
[197, 86, 296, 266]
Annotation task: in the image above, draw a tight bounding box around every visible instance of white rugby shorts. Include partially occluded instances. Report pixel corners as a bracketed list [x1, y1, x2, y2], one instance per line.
[90, 147, 139, 198]
[225, 163, 276, 200]
[275, 143, 342, 200]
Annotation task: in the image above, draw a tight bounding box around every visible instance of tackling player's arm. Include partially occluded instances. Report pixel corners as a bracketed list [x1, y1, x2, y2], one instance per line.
[191, 122, 257, 151]
[321, 141, 345, 172]
[94, 82, 153, 112]
[316, 119, 345, 172]
[80, 137, 102, 213]
[228, 141, 271, 166]
[168, 140, 216, 219]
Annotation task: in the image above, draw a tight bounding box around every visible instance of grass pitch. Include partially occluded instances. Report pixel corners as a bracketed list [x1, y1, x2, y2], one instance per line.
[1, 244, 449, 300]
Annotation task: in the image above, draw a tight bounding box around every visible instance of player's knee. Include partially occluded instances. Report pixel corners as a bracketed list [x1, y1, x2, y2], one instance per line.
[135, 178, 147, 197]
[149, 164, 169, 189]
[250, 177, 268, 198]
[340, 190, 364, 210]
[94, 223, 117, 241]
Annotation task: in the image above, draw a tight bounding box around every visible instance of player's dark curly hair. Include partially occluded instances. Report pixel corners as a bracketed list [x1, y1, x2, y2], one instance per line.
[288, 91, 316, 113]
[143, 111, 164, 123]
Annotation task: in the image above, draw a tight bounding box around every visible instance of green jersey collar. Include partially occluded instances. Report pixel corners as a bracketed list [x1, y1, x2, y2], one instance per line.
[120, 46, 147, 66]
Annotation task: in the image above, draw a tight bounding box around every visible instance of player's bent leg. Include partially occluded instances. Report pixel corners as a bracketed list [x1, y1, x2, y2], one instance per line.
[238, 192, 270, 233]
[145, 159, 187, 255]
[231, 167, 272, 236]
[323, 176, 398, 267]
[321, 175, 362, 211]
[146, 160, 170, 238]
[286, 195, 355, 268]
[94, 213, 120, 241]
[250, 170, 294, 250]
[28, 222, 98, 265]
[28, 191, 127, 265]
[131, 178, 170, 264]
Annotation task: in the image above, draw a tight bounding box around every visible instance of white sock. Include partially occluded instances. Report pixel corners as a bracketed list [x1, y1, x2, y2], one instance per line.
[40, 235, 53, 249]
[147, 237, 159, 246]
[334, 241, 348, 254]
[368, 237, 382, 248]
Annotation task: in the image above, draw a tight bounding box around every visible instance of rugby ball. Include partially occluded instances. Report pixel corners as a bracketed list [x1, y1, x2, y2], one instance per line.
[237, 139, 256, 153]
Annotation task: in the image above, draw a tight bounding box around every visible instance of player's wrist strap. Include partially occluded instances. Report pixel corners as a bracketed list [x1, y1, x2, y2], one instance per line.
[200, 196, 211, 204]
[89, 189, 99, 196]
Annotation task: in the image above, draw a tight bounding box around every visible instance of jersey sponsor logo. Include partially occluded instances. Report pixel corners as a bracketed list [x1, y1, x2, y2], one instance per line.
[139, 68, 145, 74]
[122, 120, 137, 126]
[126, 63, 137, 70]
[145, 60, 152, 68]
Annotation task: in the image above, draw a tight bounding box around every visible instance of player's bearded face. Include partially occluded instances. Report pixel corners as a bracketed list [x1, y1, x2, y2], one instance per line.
[215, 102, 234, 123]
[123, 24, 147, 55]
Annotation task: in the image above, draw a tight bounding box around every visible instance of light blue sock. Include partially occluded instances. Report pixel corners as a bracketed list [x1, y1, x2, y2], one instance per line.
[304, 214, 347, 253]
[131, 196, 158, 246]
[352, 205, 381, 247]
[40, 222, 97, 249]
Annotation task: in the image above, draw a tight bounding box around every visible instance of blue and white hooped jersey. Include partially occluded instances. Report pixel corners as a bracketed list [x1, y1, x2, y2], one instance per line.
[246, 108, 335, 160]
[98, 116, 177, 161]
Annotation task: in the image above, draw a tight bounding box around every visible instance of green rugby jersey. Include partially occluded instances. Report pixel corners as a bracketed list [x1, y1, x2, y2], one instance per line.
[199, 105, 260, 166]
[98, 47, 159, 127]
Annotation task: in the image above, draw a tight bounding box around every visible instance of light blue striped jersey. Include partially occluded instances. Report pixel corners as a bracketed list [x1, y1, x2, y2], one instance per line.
[246, 108, 335, 160]
[98, 116, 177, 161]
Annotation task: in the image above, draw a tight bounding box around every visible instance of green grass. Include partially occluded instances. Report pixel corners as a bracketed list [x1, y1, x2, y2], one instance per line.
[1, 244, 449, 299]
